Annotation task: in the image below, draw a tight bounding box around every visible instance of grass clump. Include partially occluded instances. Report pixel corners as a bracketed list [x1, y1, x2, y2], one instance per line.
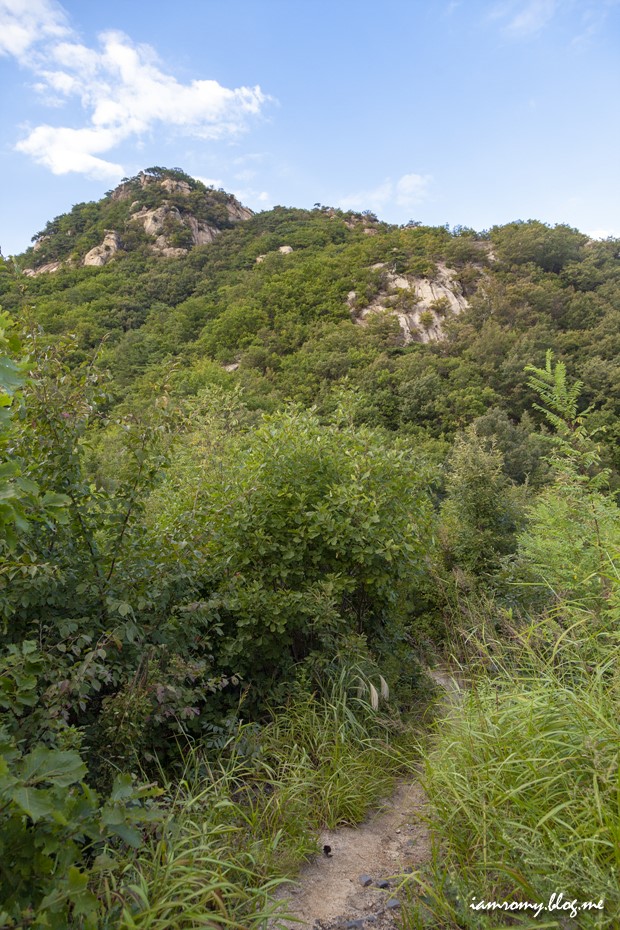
[399, 353, 620, 928]
[100, 666, 415, 929]
[400, 594, 620, 929]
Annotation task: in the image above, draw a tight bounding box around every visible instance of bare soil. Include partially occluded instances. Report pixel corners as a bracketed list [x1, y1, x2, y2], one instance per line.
[271, 669, 462, 930]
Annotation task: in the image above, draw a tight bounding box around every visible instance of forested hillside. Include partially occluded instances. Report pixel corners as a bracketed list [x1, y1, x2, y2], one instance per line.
[5, 169, 620, 469]
[1, 169, 619, 928]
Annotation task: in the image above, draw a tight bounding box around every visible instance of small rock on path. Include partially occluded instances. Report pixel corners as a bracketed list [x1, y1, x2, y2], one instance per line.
[270, 780, 430, 930]
[269, 668, 464, 930]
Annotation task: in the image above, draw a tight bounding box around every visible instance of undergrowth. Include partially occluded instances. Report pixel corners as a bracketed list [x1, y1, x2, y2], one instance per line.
[401, 619, 620, 928]
[399, 356, 620, 928]
[97, 666, 416, 929]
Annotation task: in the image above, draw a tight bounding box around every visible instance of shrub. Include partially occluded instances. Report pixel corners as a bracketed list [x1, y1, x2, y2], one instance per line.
[149, 407, 437, 707]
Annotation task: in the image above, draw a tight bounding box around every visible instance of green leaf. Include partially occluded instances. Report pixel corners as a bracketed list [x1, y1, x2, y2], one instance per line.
[109, 772, 135, 801]
[10, 786, 58, 822]
[15, 476, 39, 495]
[19, 747, 87, 787]
[0, 355, 24, 393]
[41, 491, 71, 509]
[0, 462, 18, 479]
[107, 821, 143, 847]
[67, 865, 89, 892]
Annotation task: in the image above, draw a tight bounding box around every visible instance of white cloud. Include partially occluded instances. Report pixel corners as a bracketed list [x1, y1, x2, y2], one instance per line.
[505, 0, 558, 36]
[233, 153, 266, 165]
[338, 180, 394, 213]
[232, 186, 271, 208]
[195, 175, 223, 189]
[16, 124, 124, 179]
[490, 0, 619, 41]
[338, 173, 432, 214]
[0, 0, 69, 60]
[2, 1, 270, 178]
[395, 173, 433, 208]
[234, 169, 258, 182]
[570, 1, 620, 48]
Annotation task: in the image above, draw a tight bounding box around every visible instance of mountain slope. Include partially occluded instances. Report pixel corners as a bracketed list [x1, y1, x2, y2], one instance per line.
[22, 166, 253, 274]
[2, 169, 620, 474]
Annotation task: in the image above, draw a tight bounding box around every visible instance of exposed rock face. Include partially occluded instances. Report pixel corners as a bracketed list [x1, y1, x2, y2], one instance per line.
[185, 215, 219, 246]
[23, 261, 62, 276]
[227, 201, 254, 223]
[110, 173, 253, 222]
[354, 262, 469, 344]
[130, 205, 221, 254]
[83, 230, 122, 267]
[160, 178, 191, 196]
[111, 182, 133, 201]
[158, 247, 188, 258]
[130, 204, 187, 255]
[255, 246, 294, 263]
[24, 171, 254, 274]
[131, 205, 178, 238]
[152, 238, 187, 259]
[344, 214, 379, 233]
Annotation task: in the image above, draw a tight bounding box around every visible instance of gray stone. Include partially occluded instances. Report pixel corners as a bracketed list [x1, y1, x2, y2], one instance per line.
[160, 178, 191, 196]
[226, 200, 254, 222]
[83, 230, 121, 267]
[376, 880, 390, 889]
[386, 898, 400, 910]
[358, 874, 373, 887]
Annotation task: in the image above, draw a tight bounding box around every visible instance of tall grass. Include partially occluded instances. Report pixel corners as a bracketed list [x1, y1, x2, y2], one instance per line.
[401, 603, 620, 929]
[98, 665, 415, 929]
[101, 761, 292, 930]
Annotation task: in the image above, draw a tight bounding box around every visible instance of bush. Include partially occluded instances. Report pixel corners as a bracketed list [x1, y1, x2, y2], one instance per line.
[401, 355, 620, 928]
[0, 705, 161, 928]
[149, 407, 437, 707]
[439, 425, 526, 578]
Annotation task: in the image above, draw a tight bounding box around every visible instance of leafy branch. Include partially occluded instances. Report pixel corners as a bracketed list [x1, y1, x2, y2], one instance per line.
[525, 350, 610, 490]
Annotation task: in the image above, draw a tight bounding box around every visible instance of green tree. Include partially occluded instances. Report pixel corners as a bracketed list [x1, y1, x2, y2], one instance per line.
[150, 408, 437, 704]
[490, 220, 587, 273]
[511, 352, 619, 608]
[440, 424, 525, 577]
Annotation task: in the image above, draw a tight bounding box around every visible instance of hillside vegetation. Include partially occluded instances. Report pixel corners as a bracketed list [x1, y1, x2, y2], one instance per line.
[1, 169, 619, 928]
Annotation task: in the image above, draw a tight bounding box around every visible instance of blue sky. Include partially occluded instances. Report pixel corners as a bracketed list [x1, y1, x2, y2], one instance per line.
[1, 0, 619, 255]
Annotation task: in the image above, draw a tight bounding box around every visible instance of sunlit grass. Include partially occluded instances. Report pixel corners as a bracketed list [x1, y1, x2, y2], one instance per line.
[400, 605, 620, 928]
[99, 665, 417, 929]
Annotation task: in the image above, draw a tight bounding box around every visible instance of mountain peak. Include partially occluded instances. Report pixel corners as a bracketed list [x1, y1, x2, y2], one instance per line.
[23, 167, 253, 275]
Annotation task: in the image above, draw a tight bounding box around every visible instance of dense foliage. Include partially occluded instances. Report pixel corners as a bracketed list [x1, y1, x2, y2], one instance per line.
[404, 358, 620, 928]
[19, 168, 243, 270]
[2, 170, 620, 926]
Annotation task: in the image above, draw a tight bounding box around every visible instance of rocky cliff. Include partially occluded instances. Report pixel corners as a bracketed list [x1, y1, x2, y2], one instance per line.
[23, 168, 253, 274]
[349, 261, 470, 343]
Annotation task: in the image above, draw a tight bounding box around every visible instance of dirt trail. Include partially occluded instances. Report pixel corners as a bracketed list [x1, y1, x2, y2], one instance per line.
[271, 668, 463, 930]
